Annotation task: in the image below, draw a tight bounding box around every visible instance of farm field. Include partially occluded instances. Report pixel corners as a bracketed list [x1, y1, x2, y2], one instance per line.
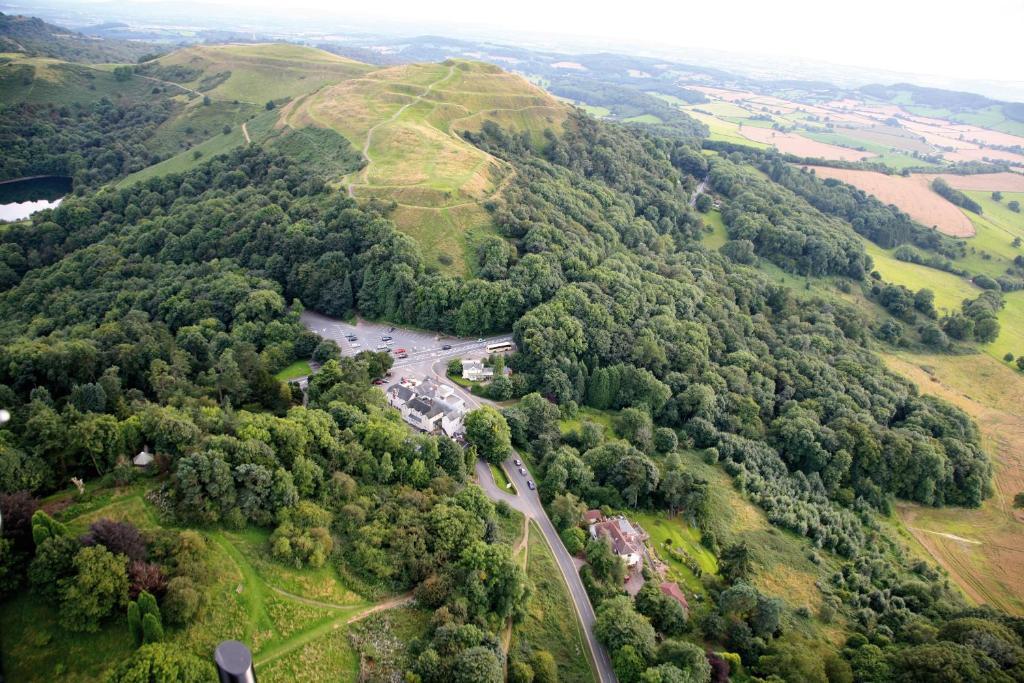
[884, 352, 1024, 616]
[738, 126, 875, 160]
[685, 110, 768, 148]
[806, 166, 976, 236]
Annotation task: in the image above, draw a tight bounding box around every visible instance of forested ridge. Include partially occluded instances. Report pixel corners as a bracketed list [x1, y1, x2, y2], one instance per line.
[0, 96, 1021, 683]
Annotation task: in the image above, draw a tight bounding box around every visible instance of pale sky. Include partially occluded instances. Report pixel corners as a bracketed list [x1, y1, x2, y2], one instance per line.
[174, 0, 1024, 83]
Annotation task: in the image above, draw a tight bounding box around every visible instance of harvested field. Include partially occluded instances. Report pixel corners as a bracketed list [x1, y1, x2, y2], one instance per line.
[885, 353, 1024, 616]
[806, 166, 975, 236]
[921, 172, 1024, 192]
[689, 86, 755, 101]
[944, 147, 1024, 165]
[741, 127, 874, 160]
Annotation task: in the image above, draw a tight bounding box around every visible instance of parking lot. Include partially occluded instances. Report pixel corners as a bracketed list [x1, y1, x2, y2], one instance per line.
[300, 310, 512, 371]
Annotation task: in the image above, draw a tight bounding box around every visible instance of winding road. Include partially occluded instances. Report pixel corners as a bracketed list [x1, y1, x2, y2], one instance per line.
[476, 459, 617, 683]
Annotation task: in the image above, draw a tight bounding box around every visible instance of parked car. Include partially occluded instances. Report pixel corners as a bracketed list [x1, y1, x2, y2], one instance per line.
[349, 343, 361, 349]
[345, 335, 357, 341]
[514, 459, 521, 466]
[382, 335, 393, 342]
[396, 353, 408, 359]
[519, 467, 527, 475]
[442, 344, 452, 350]
[387, 327, 395, 332]
[527, 480, 536, 490]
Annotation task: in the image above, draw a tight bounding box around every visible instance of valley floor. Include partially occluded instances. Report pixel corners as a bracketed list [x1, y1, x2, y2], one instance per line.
[884, 351, 1024, 615]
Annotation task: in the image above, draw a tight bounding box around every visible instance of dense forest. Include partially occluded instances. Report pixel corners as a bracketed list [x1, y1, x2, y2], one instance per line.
[0, 99, 176, 189]
[0, 13, 161, 64]
[1, 78, 1022, 682]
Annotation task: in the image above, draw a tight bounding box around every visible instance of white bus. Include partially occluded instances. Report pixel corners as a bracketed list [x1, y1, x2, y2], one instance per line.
[486, 341, 514, 354]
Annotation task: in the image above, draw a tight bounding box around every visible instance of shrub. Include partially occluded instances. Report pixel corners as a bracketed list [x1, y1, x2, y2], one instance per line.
[162, 576, 201, 626]
[142, 612, 164, 643]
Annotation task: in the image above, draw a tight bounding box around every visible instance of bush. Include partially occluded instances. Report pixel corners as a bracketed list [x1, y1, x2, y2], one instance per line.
[162, 576, 201, 626]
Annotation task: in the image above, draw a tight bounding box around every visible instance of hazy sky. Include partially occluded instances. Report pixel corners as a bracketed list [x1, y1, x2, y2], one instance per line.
[174, 0, 1023, 83]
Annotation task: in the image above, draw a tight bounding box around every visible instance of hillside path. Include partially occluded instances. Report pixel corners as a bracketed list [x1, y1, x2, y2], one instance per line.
[242, 121, 251, 144]
[347, 65, 456, 197]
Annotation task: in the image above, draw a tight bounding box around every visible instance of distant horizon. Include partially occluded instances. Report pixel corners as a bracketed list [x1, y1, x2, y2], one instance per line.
[6, 0, 1024, 102]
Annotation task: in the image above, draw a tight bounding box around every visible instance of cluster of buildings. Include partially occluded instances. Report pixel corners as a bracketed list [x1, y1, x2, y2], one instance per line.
[386, 377, 467, 438]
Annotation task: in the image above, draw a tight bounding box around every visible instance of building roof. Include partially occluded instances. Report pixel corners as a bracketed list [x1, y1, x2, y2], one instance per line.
[594, 519, 642, 556]
[583, 509, 603, 524]
[406, 397, 443, 419]
[390, 384, 414, 402]
[659, 582, 689, 611]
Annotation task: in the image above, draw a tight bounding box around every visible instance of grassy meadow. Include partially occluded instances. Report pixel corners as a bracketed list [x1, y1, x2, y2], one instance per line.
[883, 352, 1024, 616]
[0, 482, 420, 683]
[512, 522, 597, 683]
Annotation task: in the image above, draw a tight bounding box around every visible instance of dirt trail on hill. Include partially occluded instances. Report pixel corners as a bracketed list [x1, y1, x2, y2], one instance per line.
[347, 65, 456, 198]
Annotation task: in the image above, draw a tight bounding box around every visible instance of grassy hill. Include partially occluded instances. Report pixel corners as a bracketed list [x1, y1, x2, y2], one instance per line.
[0, 52, 157, 105]
[153, 43, 373, 103]
[282, 59, 570, 272]
[0, 12, 159, 64]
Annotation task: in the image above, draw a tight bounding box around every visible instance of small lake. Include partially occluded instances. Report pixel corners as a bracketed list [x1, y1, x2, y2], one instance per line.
[0, 176, 72, 222]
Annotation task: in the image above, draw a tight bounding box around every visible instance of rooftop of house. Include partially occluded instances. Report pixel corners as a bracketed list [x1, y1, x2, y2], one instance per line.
[593, 518, 642, 556]
[583, 509, 604, 524]
[406, 396, 444, 419]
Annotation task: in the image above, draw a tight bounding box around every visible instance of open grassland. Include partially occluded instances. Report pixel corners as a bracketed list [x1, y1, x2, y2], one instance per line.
[119, 108, 279, 187]
[0, 53, 155, 105]
[156, 43, 373, 103]
[675, 450, 847, 645]
[282, 59, 568, 272]
[0, 483, 422, 682]
[512, 521, 597, 683]
[145, 99, 263, 158]
[558, 406, 619, 440]
[989, 292, 1024, 364]
[701, 209, 729, 248]
[952, 191, 1024, 280]
[884, 352, 1024, 615]
[861, 239, 979, 312]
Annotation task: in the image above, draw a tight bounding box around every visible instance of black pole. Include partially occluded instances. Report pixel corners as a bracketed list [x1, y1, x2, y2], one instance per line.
[214, 640, 256, 683]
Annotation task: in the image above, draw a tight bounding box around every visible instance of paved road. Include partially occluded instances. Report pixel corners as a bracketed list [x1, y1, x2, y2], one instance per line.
[476, 459, 617, 683]
[689, 174, 708, 208]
